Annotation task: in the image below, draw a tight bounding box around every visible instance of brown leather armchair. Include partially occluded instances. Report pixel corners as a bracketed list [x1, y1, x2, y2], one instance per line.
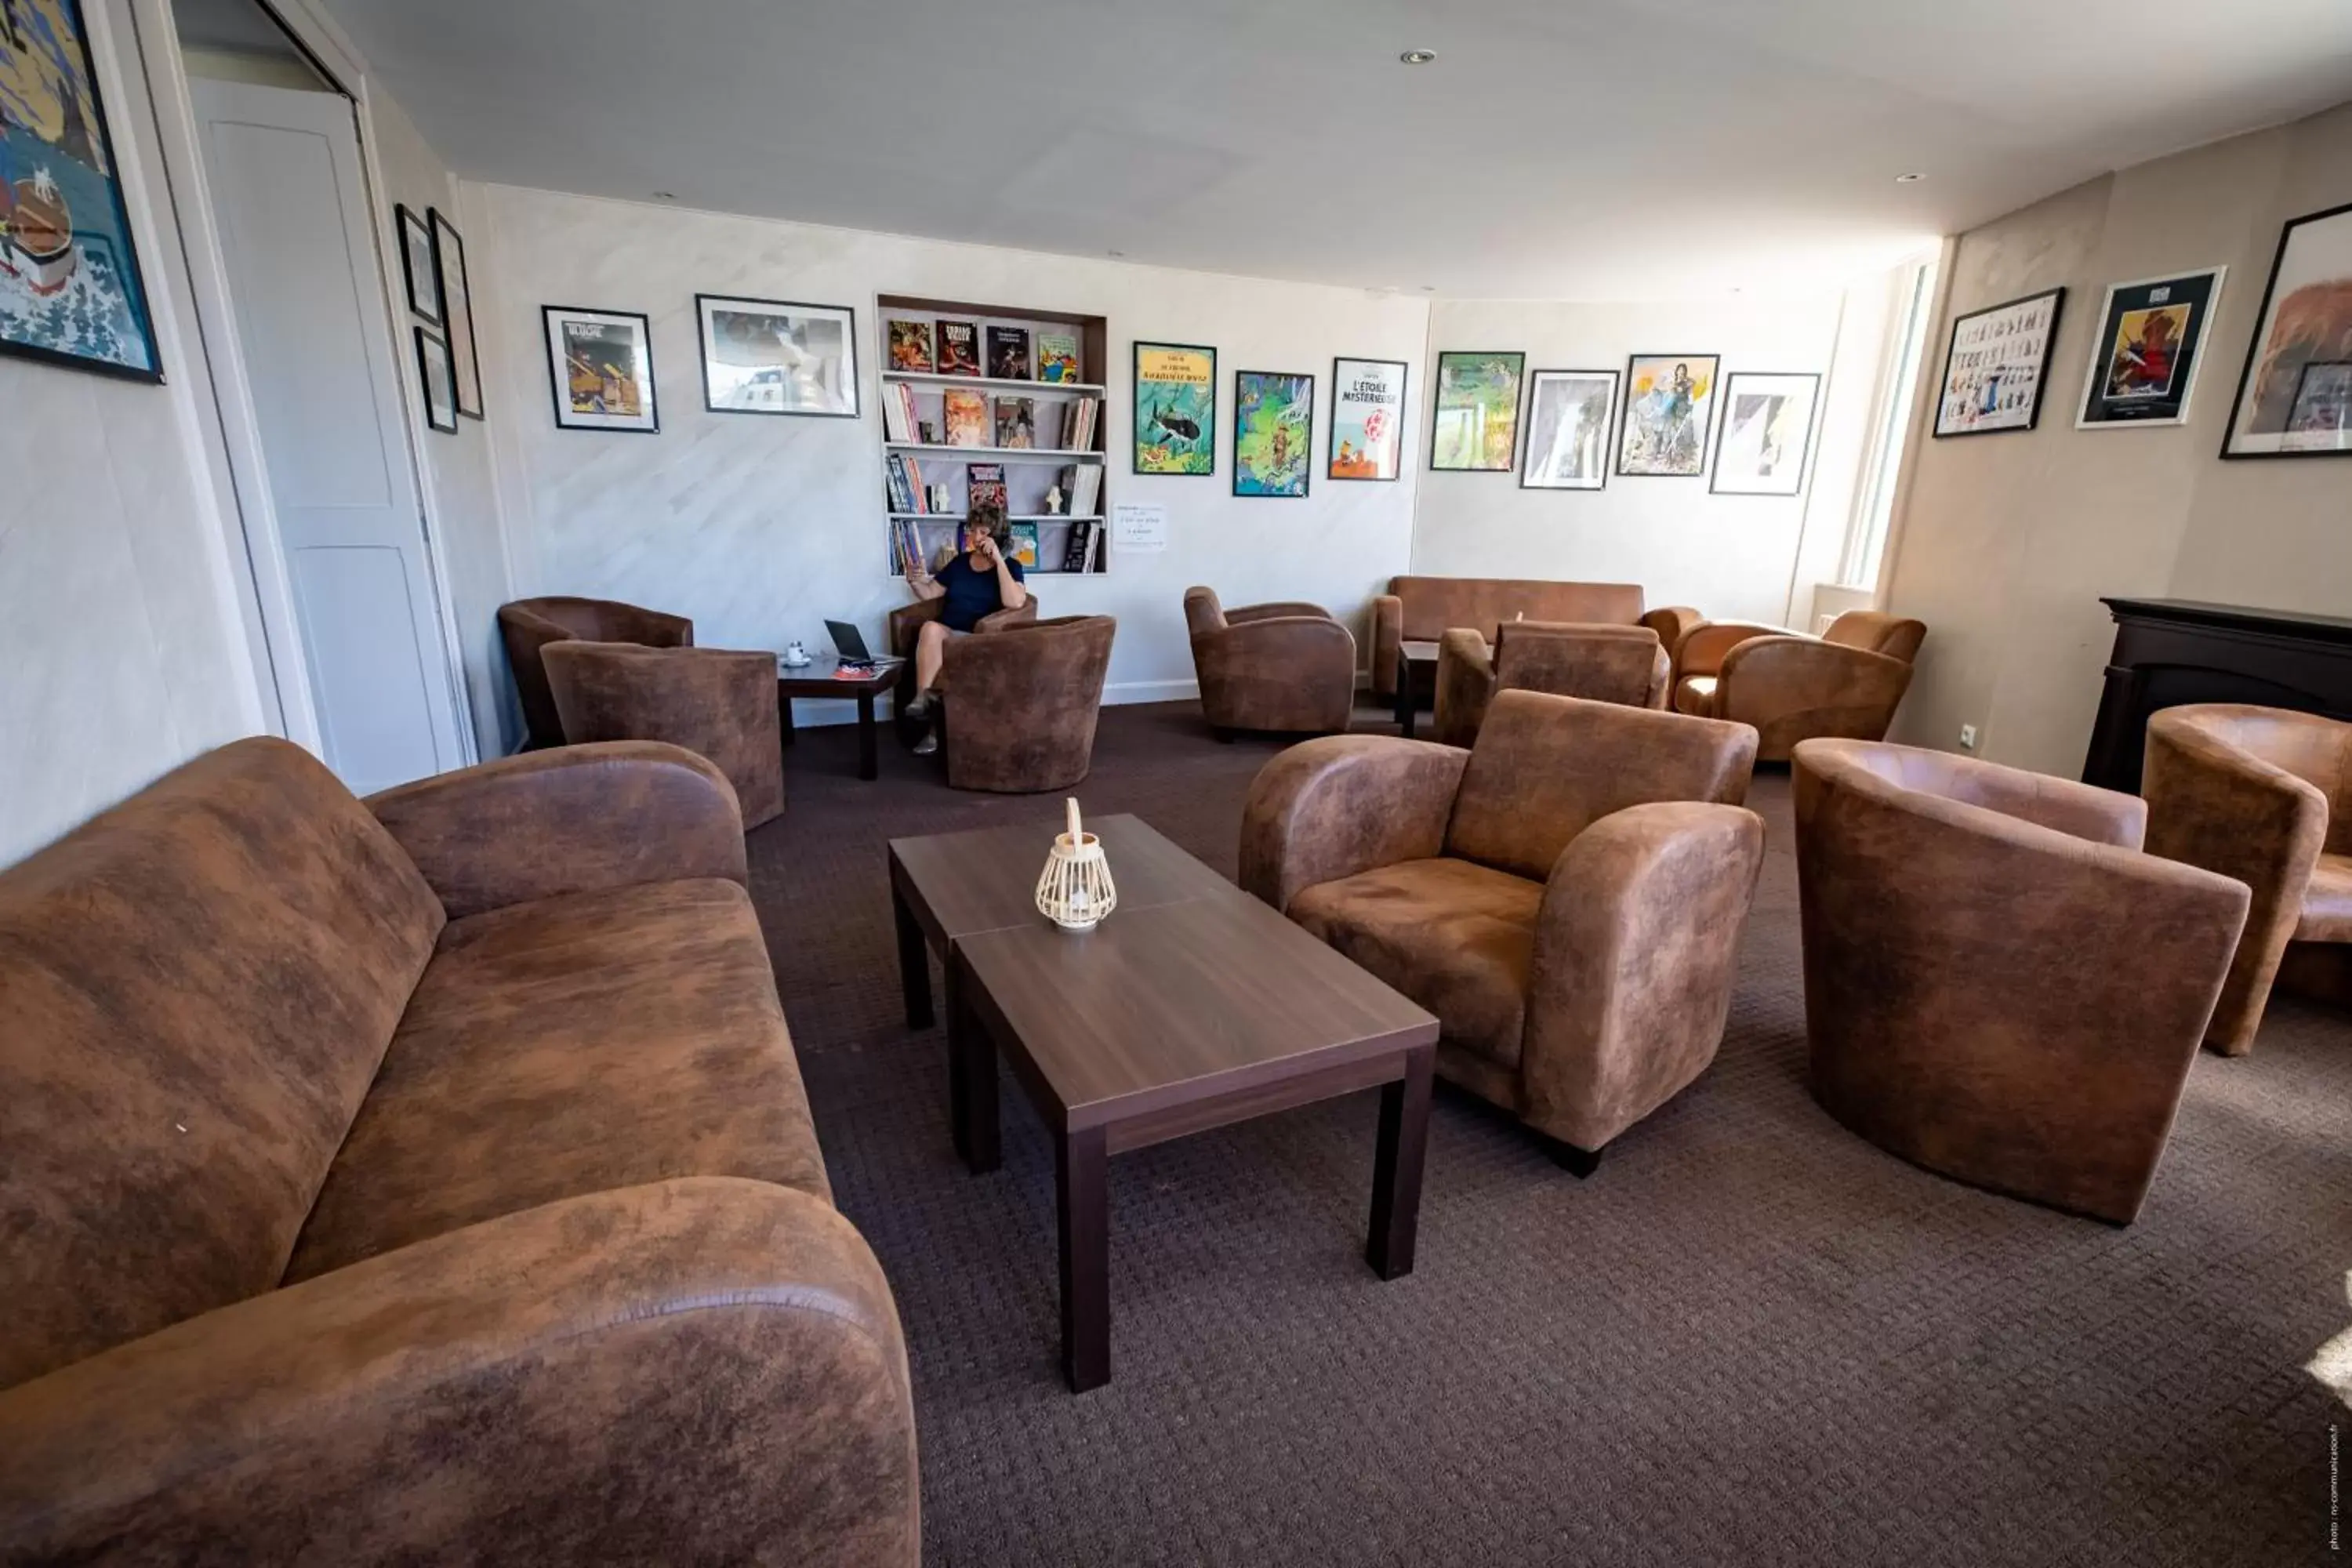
[540, 642, 785, 828]
[1184, 586, 1356, 735]
[1793, 738, 2249, 1224]
[1432, 622, 1671, 747]
[1368, 575, 1699, 701]
[1673, 610, 1926, 760]
[499, 596, 694, 750]
[887, 594, 1040, 724]
[1243, 690, 1763, 1171]
[934, 615, 1116, 793]
[2142, 703, 2352, 1055]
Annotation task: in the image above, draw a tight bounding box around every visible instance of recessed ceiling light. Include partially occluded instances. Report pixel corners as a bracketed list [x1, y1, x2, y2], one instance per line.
[652, 191, 677, 200]
[1894, 172, 1924, 183]
[1107, 249, 1126, 258]
[1399, 49, 1437, 65]
[1421, 285, 1438, 292]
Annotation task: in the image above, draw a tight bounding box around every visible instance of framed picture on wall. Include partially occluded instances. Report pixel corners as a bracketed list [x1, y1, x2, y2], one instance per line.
[1328, 357, 1406, 480]
[1430, 350, 1525, 471]
[1134, 341, 1217, 474]
[0, 0, 164, 382]
[1932, 287, 2063, 437]
[1616, 354, 1719, 476]
[543, 305, 658, 433]
[2075, 267, 2223, 429]
[396, 205, 441, 325]
[1711, 372, 1820, 495]
[1519, 368, 1619, 490]
[429, 209, 484, 419]
[2221, 201, 2352, 458]
[414, 326, 457, 434]
[1232, 369, 1313, 497]
[695, 295, 858, 416]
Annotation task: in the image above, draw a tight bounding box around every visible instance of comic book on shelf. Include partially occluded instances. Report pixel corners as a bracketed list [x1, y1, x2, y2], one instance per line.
[993, 396, 1036, 448]
[1036, 329, 1080, 383]
[937, 319, 981, 376]
[943, 387, 988, 446]
[966, 463, 1007, 514]
[887, 318, 935, 372]
[1059, 517, 1093, 573]
[986, 325, 1030, 379]
[1006, 523, 1040, 569]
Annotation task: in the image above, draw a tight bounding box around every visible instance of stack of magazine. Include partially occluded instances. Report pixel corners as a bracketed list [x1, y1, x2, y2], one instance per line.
[1054, 463, 1103, 517]
[1058, 519, 1103, 573]
[1055, 395, 1100, 452]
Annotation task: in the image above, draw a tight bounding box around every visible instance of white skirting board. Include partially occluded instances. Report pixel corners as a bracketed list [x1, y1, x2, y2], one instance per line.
[782, 677, 1200, 729]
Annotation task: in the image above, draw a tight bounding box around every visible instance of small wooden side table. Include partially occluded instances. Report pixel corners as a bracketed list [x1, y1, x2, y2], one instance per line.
[778, 658, 902, 781]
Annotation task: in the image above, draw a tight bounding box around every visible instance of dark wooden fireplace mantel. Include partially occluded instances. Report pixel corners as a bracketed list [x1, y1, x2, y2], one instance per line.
[2082, 598, 2352, 792]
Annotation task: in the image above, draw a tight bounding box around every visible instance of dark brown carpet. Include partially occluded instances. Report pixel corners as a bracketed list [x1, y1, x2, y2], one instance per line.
[751, 701, 2349, 1566]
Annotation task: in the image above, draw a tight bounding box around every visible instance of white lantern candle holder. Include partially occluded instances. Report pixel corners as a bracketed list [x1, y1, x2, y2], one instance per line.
[1036, 797, 1117, 932]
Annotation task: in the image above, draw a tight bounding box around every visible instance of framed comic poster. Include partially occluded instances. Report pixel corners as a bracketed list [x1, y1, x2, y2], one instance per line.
[1617, 354, 1718, 477]
[1519, 368, 1619, 490]
[1711, 372, 1820, 495]
[2222, 201, 2352, 458]
[396, 205, 441, 325]
[1430, 350, 1524, 471]
[414, 326, 457, 434]
[1233, 369, 1313, 497]
[430, 209, 484, 418]
[695, 294, 858, 416]
[2076, 267, 2223, 429]
[1134, 341, 1215, 474]
[1933, 287, 2064, 437]
[0, 0, 163, 382]
[1328, 356, 1406, 480]
[543, 306, 658, 433]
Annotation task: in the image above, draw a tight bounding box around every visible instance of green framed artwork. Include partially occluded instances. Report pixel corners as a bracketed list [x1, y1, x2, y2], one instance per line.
[1232, 369, 1312, 496]
[1134, 341, 1216, 474]
[1430, 351, 1525, 471]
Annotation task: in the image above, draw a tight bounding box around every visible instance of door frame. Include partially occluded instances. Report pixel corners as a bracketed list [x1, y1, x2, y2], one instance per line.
[127, 0, 479, 767]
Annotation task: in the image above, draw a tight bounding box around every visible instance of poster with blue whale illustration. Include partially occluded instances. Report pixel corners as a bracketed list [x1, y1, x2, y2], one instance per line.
[0, 0, 161, 380]
[1133, 341, 1215, 475]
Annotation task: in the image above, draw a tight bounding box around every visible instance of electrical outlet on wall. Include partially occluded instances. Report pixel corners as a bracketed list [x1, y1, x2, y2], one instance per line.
[1958, 724, 1980, 750]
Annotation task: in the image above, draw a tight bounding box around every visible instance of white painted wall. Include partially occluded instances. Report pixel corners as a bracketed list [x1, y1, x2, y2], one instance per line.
[473, 184, 1429, 713]
[1410, 295, 1849, 627]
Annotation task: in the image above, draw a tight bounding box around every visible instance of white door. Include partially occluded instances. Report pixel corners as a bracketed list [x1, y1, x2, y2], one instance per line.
[188, 78, 463, 794]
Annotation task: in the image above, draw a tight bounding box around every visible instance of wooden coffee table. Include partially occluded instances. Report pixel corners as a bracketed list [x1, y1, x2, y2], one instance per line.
[778, 657, 902, 780]
[887, 815, 1439, 1392]
[1393, 638, 1441, 739]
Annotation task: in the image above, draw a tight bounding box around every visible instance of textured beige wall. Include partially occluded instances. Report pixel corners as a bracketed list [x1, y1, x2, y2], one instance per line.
[1883, 100, 2352, 778]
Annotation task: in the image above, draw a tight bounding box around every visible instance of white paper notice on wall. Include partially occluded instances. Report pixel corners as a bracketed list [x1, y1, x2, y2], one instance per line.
[1111, 503, 1168, 554]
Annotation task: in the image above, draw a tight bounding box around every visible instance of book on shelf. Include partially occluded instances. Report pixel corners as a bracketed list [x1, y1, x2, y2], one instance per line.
[1055, 394, 1099, 452]
[887, 318, 935, 372]
[1006, 522, 1040, 569]
[993, 396, 1037, 449]
[937, 319, 981, 376]
[1051, 463, 1102, 517]
[885, 453, 909, 512]
[942, 387, 987, 447]
[967, 463, 1007, 514]
[985, 325, 1030, 379]
[1036, 329, 1079, 383]
[1058, 517, 1092, 573]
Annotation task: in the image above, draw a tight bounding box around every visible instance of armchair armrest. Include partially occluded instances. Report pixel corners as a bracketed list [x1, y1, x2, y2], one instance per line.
[1241, 735, 1468, 913]
[1641, 606, 1704, 659]
[1523, 803, 1766, 1151]
[975, 600, 1040, 633]
[887, 598, 939, 658]
[1672, 620, 1787, 678]
[367, 742, 746, 920]
[1432, 629, 1496, 748]
[1225, 600, 1331, 625]
[1718, 636, 1913, 750]
[606, 602, 695, 648]
[1370, 593, 1405, 697]
[0, 1178, 917, 1566]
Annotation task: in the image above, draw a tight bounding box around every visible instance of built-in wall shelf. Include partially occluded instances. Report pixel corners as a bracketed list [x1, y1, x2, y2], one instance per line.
[884, 442, 1105, 462]
[888, 512, 1102, 524]
[884, 371, 1105, 396]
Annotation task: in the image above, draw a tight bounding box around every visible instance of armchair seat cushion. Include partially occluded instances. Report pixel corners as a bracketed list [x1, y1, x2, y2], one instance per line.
[1675, 675, 1718, 716]
[1288, 857, 1541, 1070]
[287, 879, 829, 1282]
[2300, 853, 2352, 942]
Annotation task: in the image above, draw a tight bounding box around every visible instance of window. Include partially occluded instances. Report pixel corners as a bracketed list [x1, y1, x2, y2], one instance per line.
[1839, 252, 1940, 590]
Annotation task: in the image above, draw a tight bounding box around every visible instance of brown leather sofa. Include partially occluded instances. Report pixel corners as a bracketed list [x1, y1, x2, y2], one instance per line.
[0, 739, 917, 1563]
[1185, 586, 1356, 735]
[1672, 610, 1926, 760]
[499, 595, 694, 750]
[935, 614, 1116, 792]
[1369, 575, 1698, 701]
[543, 641, 786, 828]
[1432, 622, 1671, 747]
[887, 594, 1040, 726]
[1243, 690, 1763, 1171]
[1792, 738, 2249, 1225]
[2142, 703, 2352, 1055]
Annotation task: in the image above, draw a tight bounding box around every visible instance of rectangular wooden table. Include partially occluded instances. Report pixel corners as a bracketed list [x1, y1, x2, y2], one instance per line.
[1393, 638, 1441, 739]
[778, 657, 902, 781]
[887, 815, 1439, 1392]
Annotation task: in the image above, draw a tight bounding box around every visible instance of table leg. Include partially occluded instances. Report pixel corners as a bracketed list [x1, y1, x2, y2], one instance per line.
[1058, 1123, 1110, 1393]
[779, 688, 797, 746]
[948, 960, 1000, 1173]
[1394, 651, 1414, 739]
[1366, 1044, 1434, 1279]
[856, 693, 879, 781]
[892, 881, 931, 1030]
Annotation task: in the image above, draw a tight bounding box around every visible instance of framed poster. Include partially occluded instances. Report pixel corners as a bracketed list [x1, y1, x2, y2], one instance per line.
[2076, 267, 2223, 429]
[1430, 350, 1524, 471]
[1233, 369, 1313, 497]
[0, 0, 163, 382]
[414, 326, 457, 433]
[1134, 341, 1216, 474]
[543, 306, 657, 433]
[1328, 356, 1406, 480]
[1933, 287, 2064, 437]
[1519, 368, 1619, 491]
[396, 205, 441, 325]
[1711, 372, 1820, 495]
[1617, 354, 1719, 477]
[2221, 201, 2352, 458]
[429, 209, 484, 419]
[695, 294, 858, 416]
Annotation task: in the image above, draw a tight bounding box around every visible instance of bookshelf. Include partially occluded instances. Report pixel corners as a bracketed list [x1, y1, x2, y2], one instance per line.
[877, 292, 1110, 576]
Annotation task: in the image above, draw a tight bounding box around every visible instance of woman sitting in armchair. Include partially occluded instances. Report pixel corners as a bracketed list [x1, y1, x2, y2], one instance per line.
[902, 501, 1029, 753]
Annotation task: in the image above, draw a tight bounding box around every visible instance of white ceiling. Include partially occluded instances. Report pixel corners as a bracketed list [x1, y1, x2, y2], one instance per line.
[318, 0, 2352, 300]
